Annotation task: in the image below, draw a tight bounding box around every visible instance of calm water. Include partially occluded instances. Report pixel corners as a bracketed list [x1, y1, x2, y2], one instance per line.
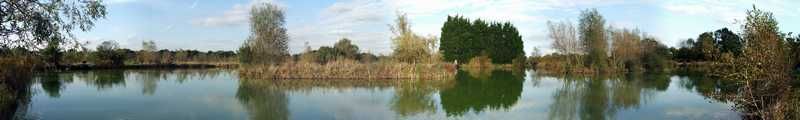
[10, 69, 740, 120]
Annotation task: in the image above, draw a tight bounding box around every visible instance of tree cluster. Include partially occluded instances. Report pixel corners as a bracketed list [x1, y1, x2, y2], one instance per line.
[671, 28, 744, 62]
[295, 38, 379, 64]
[440, 16, 525, 64]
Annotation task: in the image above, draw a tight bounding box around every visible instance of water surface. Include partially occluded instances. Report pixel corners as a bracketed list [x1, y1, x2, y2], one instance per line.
[11, 69, 740, 120]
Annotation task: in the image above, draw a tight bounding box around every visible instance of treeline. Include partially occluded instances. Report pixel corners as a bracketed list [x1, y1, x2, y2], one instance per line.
[440, 16, 525, 65]
[4, 40, 237, 68]
[532, 9, 671, 74]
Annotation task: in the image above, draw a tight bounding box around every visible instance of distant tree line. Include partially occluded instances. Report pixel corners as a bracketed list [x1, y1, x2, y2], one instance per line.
[440, 16, 525, 65]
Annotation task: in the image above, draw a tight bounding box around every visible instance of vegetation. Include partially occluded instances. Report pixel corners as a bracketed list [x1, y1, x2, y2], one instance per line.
[391, 13, 439, 64]
[440, 16, 525, 65]
[239, 12, 456, 80]
[579, 9, 608, 70]
[238, 3, 289, 65]
[533, 9, 671, 74]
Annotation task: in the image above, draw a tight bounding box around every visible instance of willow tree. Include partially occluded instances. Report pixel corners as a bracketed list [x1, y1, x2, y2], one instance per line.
[239, 3, 289, 65]
[578, 9, 608, 69]
[1, 0, 107, 50]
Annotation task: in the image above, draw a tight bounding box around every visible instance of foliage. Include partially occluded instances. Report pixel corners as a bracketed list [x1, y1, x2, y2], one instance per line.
[0, 0, 107, 50]
[137, 40, 159, 64]
[439, 15, 524, 64]
[712, 6, 794, 120]
[41, 40, 62, 67]
[391, 13, 436, 63]
[609, 28, 642, 71]
[579, 9, 608, 69]
[93, 41, 126, 66]
[715, 28, 744, 56]
[239, 2, 289, 65]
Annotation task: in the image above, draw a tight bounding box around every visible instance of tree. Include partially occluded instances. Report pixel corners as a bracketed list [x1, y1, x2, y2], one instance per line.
[695, 32, 719, 61]
[138, 40, 159, 64]
[333, 38, 359, 59]
[1, 0, 107, 50]
[41, 40, 62, 67]
[714, 28, 744, 56]
[94, 41, 126, 66]
[547, 21, 581, 55]
[391, 13, 433, 63]
[238, 2, 289, 65]
[579, 9, 608, 69]
[609, 28, 642, 71]
[439, 16, 524, 64]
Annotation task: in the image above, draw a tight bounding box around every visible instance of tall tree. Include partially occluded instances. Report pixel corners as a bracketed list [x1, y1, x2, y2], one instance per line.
[579, 9, 608, 69]
[439, 16, 524, 64]
[1, 0, 107, 50]
[239, 2, 289, 65]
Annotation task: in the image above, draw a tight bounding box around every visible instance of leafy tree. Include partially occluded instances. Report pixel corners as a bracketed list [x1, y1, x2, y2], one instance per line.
[1, 0, 106, 50]
[695, 32, 719, 61]
[714, 28, 744, 56]
[333, 38, 359, 59]
[94, 41, 126, 66]
[239, 2, 288, 65]
[41, 40, 62, 67]
[579, 9, 608, 69]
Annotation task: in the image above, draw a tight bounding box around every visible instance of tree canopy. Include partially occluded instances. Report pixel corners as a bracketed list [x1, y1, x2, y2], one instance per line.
[439, 15, 524, 64]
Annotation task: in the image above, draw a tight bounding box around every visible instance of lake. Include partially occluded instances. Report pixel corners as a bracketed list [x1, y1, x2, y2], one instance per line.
[7, 69, 740, 120]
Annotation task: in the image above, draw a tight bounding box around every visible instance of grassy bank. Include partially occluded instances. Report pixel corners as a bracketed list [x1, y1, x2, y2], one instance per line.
[238, 60, 456, 80]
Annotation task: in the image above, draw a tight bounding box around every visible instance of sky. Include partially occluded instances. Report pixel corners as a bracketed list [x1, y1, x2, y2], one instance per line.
[76, 0, 800, 55]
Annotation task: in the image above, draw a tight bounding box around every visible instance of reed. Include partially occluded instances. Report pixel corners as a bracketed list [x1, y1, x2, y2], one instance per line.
[238, 59, 456, 80]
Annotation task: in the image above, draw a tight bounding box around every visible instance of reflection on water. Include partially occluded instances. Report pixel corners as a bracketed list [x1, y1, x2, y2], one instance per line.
[440, 70, 524, 116]
[4, 69, 750, 119]
[545, 73, 670, 120]
[236, 80, 288, 120]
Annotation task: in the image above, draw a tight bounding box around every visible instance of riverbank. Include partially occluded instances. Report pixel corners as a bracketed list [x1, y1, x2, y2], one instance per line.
[238, 60, 457, 80]
[38, 63, 239, 71]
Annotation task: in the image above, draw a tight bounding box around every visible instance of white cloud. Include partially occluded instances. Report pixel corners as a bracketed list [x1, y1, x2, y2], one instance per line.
[290, 0, 392, 53]
[192, 0, 282, 27]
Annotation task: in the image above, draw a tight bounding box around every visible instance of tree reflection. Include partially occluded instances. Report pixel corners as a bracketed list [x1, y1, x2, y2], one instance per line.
[37, 72, 73, 98]
[546, 73, 670, 120]
[439, 69, 525, 116]
[236, 79, 289, 120]
[390, 80, 443, 117]
[75, 70, 126, 90]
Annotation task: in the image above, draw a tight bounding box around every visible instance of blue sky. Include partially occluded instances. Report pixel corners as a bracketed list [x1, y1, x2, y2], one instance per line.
[76, 0, 800, 55]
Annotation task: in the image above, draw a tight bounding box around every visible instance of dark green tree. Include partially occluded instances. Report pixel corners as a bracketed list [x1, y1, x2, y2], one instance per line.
[714, 28, 744, 56]
[439, 16, 524, 64]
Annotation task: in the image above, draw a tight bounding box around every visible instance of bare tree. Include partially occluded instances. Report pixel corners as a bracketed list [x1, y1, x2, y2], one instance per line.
[547, 21, 581, 55]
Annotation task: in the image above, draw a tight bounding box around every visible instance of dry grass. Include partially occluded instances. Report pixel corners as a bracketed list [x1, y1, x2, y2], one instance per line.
[238, 59, 456, 80]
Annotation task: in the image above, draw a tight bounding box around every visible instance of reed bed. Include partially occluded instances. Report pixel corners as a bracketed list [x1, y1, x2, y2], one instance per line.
[238, 59, 456, 80]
